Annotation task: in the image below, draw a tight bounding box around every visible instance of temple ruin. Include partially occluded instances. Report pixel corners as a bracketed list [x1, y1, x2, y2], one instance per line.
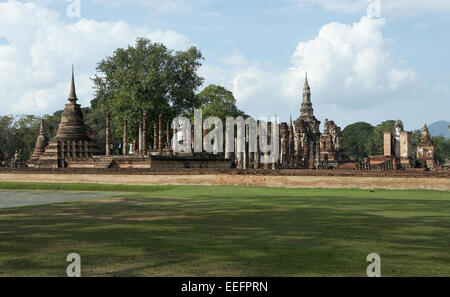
[28, 67, 100, 168]
[29, 70, 439, 171]
[368, 120, 438, 170]
[28, 72, 349, 170]
[416, 124, 437, 170]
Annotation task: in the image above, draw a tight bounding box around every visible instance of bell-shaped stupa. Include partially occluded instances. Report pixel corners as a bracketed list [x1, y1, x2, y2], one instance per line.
[28, 67, 100, 168]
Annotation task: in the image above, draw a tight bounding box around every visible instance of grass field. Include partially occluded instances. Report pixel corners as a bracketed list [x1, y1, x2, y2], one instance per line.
[0, 182, 449, 277]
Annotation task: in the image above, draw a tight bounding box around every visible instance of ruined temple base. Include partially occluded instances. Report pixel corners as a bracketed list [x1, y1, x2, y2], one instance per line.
[63, 155, 233, 170]
[0, 171, 448, 191]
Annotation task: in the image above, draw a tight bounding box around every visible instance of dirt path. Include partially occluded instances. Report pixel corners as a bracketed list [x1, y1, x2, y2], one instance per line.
[0, 173, 449, 190]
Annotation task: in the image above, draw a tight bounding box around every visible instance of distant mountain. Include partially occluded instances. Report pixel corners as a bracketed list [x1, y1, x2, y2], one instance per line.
[427, 121, 450, 139]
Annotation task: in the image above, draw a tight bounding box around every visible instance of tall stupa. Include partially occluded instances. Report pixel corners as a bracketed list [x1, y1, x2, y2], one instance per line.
[28, 67, 100, 168]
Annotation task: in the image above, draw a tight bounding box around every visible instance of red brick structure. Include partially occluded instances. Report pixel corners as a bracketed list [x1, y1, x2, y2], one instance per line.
[28, 67, 100, 168]
[416, 124, 437, 170]
[369, 121, 438, 170]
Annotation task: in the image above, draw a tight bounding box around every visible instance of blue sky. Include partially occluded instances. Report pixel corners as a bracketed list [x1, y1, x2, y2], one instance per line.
[0, 0, 449, 130]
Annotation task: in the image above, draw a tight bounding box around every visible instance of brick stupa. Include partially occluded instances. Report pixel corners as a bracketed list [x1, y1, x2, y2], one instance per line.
[28, 67, 100, 168]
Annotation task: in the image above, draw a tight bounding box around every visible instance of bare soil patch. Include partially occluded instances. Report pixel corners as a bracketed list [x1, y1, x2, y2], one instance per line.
[0, 173, 448, 190]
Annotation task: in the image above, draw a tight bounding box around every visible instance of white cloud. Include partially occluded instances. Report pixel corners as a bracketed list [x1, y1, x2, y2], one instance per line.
[1, 1, 446, 129]
[281, 16, 417, 105]
[93, 0, 219, 15]
[296, 0, 450, 17]
[202, 16, 425, 127]
[201, 50, 283, 114]
[0, 0, 190, 115]
[296, 0, 368, 14]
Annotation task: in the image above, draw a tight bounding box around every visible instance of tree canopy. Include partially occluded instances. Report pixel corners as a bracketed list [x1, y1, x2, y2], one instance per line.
[431, 135, 450, 164]
[365, 120, 396, 156]
[194, 84, 247, 122]
[91, 38, 204, 143]
[0, 115, 40, 162]
[342, 122, 374, 160]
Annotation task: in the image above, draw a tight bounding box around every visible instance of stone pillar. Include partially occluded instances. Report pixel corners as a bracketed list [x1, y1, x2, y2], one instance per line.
[315, 141, 321, 169]
[271, 122, 277, 170]
[254, 121, 260, 169]
[225, 123, 232, 159]
[84, 141, 88, 158]
[400, 131, 411, 158]
[143, 112, 148, 155]
[123, 120, 128, 155]
[263, 122, 271, 170]
[243, 125, 249, 169]
[234, 137, 239, 168]
[384, 132, 392, 156]
[400, 131, 412, 168]
[172, 122, 176, 155]
[158, 114, 163, 154]
[166, 122, 170, 148]
[248, 123, 254, 169]
[288, 119, 294, 168]
[191, 125, 195, 153]
[295, 134, 303, 169]
[309, 142, 315, 169]
[105, 112, 111, 156]
[138, 122, 143, 155]
[248, 124, 254, 169]
[280, 123, 288, 168]
[153, 122, 158, 152]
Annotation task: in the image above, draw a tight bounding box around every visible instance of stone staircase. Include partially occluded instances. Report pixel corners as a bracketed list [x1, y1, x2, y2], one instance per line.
[94, 158, 113, 169]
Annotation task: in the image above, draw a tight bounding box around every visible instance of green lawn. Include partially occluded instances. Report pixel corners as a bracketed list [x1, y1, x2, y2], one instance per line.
[0, 182, 449, 277]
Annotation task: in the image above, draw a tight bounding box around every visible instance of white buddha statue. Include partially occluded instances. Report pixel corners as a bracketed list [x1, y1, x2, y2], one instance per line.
[394, 120, 404, 158]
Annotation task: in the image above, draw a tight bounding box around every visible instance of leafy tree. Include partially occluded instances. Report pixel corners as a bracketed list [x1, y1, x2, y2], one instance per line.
[91, 37, 204, 144]
[0, 115, 41, 162]
[82, 107, 106, 153]
[410, 129, 422, 158]
[431, 136, 450, 164]
[341, 122, 374, 160]
[0, 108, 107, 164]
[13, 115, 41, 162]
[366, 120, 396, 156]
[0, 115, 15, 161]
[193, 84, 247, 122]
[42, 110, 63, 140]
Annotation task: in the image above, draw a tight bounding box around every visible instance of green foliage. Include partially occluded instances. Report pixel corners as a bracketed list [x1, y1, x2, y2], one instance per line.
[91, 37, 204, 144]
[341, 121, 450, 166]
[342, 122, 374, 160]
[0, 115, 40, 162]
[191, 84, 247, 122]
[431, 135, 450, 164]
[410, 129, 422, 158]
[0, 108, 106, 162]
[42, 110, 63, 139]
[82, 107, 106, 153]
[366, 120, 396, 156]
[0, 115, 16, 161]
[13, 115, 41, 161]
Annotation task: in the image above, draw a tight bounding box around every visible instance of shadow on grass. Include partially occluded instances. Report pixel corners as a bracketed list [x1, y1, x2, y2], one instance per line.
[0, 190, 449, 276]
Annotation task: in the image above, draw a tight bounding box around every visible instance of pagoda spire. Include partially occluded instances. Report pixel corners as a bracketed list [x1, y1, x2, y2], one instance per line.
[68, 65, 78, 104]
[39, 119, 45, 134]
[303, 72, 310, 92]
[300, 72, 313, 117]
[420, 123, 432, 146]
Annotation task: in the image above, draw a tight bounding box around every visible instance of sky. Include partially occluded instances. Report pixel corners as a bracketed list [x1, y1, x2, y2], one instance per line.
[0, 0, 449, 130]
